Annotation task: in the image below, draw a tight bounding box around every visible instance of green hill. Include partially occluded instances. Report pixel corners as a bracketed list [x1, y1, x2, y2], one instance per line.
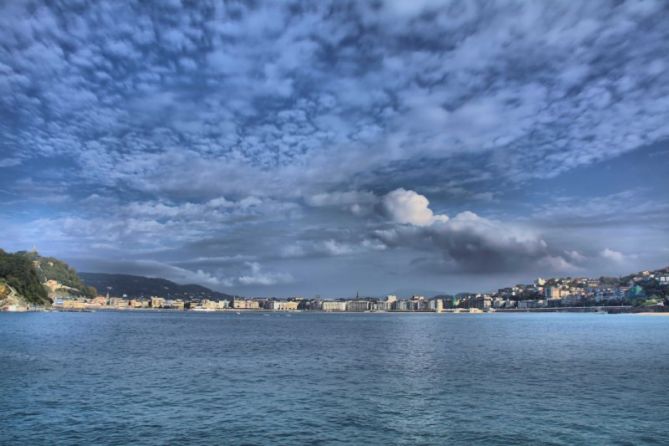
[0, 250, 50, 305]
[25, 252, 96, 298]
[0, 250, 97, 306]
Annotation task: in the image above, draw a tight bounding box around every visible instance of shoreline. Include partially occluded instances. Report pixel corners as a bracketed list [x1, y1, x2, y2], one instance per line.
[4, 306, 668, 315]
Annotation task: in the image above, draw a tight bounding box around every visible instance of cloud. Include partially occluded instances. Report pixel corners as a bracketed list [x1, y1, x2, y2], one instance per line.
[381, 188, 449, 226]
[306, 191, 377, 208]
[373, 189, 576, 273]
[1, 1, 667, 294]
[534, 190, 669, 227]
[305, 190, 379, 215]
[237, 262, 294, 286]
[600, 248, 625, 264]
[280, 238, 380, 259]
[124, 196, 294, 220]
[374, 211, 575, 273]
[3, 0, 668, 200]
[0, 158, 21, 167]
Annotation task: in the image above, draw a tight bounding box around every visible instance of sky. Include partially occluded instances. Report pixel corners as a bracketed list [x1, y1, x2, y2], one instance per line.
[1, 0, 668, 297]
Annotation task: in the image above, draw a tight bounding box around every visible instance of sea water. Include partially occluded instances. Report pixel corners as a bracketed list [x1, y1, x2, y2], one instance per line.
[1, 311, 667, 445]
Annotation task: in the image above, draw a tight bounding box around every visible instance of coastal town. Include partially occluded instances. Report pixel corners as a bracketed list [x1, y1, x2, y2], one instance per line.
[45, 268, 669, 314]
[1, 248, 667, 313]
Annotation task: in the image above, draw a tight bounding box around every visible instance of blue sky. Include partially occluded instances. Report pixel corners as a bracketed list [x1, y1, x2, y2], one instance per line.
[1, 0, 668, 296]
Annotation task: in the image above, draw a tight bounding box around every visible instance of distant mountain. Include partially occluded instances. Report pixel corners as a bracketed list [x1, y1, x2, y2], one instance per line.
[79, 272, 234, 301]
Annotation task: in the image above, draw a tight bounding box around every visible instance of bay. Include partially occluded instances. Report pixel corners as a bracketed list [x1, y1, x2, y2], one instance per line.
[1, 312, 668, 445]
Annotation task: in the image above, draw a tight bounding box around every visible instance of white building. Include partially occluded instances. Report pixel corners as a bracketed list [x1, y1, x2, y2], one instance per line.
[322, 301, 347, 312]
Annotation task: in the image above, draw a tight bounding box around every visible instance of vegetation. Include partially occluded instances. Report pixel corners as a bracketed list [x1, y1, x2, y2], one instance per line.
[22, 252, 97, 298]
[0, 250, 50, 305]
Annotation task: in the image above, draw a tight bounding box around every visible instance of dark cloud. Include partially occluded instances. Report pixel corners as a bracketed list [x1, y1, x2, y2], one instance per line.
[373, 210, 573, 274]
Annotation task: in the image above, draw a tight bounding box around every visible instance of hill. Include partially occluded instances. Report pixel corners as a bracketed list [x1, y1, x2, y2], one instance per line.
[0, 250, 51, 306]
[24, 252, 97, 299]
[79, 272, 234, 301]
[0, 249, 97, 306]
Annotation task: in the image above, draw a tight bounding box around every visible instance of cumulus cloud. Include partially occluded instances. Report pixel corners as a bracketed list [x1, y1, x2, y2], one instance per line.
[382, 188, 449, 226]
[374, 189, 575, 273]
[374, 210, 573, 273]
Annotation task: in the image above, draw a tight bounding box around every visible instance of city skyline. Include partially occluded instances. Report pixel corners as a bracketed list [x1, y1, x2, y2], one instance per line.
[2, 1, 668, 296]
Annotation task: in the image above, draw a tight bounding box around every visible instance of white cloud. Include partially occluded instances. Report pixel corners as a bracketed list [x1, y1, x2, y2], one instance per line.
[306, 191, 377, 208]
[382, 188, 449, 226]
[280, 239, 377, 259]
[4, 0, 668, 200]
[600, 248, 625, 263]
[237, 262, 294, 286]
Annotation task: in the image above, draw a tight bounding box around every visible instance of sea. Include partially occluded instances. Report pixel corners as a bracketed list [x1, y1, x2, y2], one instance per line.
[1, 311, 667, 445]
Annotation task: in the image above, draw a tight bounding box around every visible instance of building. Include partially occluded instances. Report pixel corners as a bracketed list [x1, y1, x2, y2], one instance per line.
[322, 301, 347, 312]
[545, 287, 561, 300]
[151, 297, 166, 308]
[393, 300, 409, 311]
[201, 299, 228, 310]
[62, 299, 87, 310]
[89, 296, 108, 307]
[109, 297, 128, 308]
[346, 301, 371, 312]
[230, 299, 260, 310]
[518, 300, 543, 309]
[410, 295, 429, 311]
[562, 295, 584, 306]
[266, 300, 300, 311]
[303, 300, 322, 311]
